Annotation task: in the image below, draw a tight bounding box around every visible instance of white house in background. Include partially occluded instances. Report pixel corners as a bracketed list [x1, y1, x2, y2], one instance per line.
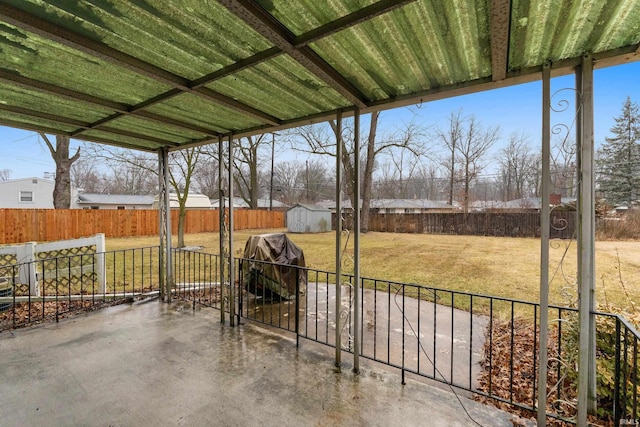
[73, 193, 154, 210]
[317, 198, 455, 213]
[370, 199, 456, 214]
[151, 193, 212, 209]
[210, 197, 288, 210]
[0, 177, 55, 208]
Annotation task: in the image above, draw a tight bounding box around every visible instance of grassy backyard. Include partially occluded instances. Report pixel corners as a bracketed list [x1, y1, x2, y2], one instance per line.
[107, 229, 640, 313]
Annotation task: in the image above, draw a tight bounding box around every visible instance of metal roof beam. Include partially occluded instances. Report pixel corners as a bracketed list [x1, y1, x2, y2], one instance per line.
[0, 118, 73, 138]
[0, 104, 88, 128]
[191, 47, 282, 86]
[0, 69, 220, 138]
[219, 0, 369, 109]
[0, 103, 181, 147]
[490, 0, 511, 82]
[0, 3, 281, 125]
[294, 0, 416, 47]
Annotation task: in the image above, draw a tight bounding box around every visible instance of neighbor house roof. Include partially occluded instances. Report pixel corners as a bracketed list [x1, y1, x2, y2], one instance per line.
[77, 193, 154, 206]
[319, 198, 454, 210]
[287, 203, 331, 212]
[0, 1, 638, 152]
[503, 197, 576, 209]
[371, 199, 454, 210]
[0, 177, 54, 185]
[210, 197, 287, 209]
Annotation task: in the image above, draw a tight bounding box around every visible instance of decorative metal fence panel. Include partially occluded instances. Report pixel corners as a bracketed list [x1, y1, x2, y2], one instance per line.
[0, 246, 160, 330]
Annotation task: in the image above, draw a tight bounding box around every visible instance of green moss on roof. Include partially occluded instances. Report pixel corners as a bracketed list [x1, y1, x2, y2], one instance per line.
[144, 93, 265, 133]
[0, 22, 170, 104]
[0, 86, 112, 122]
[311, 0, 491, 100]
[208, 55, 350, 120]
[256, 0, 377, 36]
[105, 115, 206, 142]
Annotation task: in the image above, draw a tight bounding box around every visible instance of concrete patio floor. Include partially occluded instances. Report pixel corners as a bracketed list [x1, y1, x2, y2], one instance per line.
[1, 299, 530, 426]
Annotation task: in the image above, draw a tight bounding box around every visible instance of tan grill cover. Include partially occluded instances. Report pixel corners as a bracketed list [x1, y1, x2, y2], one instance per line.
[241, 233, 306, 300]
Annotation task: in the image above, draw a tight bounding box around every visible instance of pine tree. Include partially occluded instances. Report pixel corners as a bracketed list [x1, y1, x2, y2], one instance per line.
[596, 97, 640, 206]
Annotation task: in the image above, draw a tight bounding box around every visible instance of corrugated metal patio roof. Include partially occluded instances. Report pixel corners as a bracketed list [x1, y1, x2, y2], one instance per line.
[0, 0, 638, 152]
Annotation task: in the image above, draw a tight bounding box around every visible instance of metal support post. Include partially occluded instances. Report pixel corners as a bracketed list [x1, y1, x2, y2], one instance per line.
[158, 150, 165, 301]
[576, 53, 597, 426]
[158, 147, 172, 303]
[353, 109, 361, 374]
[335, 110, 343, 368]
[295, 267, 300, 348]
[163, 148, 173, 303]
[228, 133, 236, 327]
[218, 137, 225, 324]
[537, 61, 551, 427]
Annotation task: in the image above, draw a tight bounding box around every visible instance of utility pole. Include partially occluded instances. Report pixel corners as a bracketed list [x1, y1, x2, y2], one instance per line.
[306, 159, 309, 202]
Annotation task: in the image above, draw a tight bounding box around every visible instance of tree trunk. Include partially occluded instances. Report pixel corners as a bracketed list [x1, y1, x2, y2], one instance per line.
[360, 112, 378, 233]
[40, 134, 80, 209]
[178, 207, 186, 248]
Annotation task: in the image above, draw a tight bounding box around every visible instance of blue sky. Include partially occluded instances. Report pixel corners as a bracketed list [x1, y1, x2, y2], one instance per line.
[0, 61, 638, 180]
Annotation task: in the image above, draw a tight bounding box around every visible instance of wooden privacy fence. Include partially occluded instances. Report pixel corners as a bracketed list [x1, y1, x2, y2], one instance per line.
[336, 212, 576, 239]
[0, 209, 285, 244]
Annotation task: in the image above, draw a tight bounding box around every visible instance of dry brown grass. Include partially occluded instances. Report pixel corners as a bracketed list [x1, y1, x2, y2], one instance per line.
[107, 229, 640, 312]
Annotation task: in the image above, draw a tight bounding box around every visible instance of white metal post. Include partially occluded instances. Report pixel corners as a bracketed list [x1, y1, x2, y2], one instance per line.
[537, 61, 551, 427]
[163, 147, 173, 303]
[576, 53, 597, 426]
[353, 109, 361, 374]
[95, 233, 106, 295]
[335, 110, 343, 368]
[16, 242, 37, 296]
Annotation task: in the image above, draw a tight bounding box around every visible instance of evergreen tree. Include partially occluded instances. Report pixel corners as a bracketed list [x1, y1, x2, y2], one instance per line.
[596, 97, 640, 206]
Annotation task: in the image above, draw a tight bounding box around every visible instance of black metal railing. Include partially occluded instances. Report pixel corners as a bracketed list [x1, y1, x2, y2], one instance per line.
[172, 248, 222, 310]
[172, 251, 639, 426]
[600, 312, 640, 425]
[4, 246, 637, 426]
[0, 246, 160, 331]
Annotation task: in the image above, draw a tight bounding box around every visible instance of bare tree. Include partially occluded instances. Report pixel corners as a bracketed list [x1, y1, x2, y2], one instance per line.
[192, 155, 220, 199]
[300, 159, 333, 203]
[412, 163, 444, 200]
[84, 144, 200, 248]
[435, 111, 499, 213]
[169, 148, 200, 248]
[71, 150, 107, 193]
[289, 112, 426, 232]
[551, 136, 577, 197]
[457, 116, 500, 213]
[435, 110, 464, 206]
[272, 161, 300, 205]
[497, 132, 535, 201]
[0, 169, 11, 181]
[39, 134, 80, 208]
[231, 135, 270, 209]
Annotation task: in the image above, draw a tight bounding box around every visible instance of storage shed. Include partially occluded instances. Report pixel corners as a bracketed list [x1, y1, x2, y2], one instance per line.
[286, 204, 331, 233]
